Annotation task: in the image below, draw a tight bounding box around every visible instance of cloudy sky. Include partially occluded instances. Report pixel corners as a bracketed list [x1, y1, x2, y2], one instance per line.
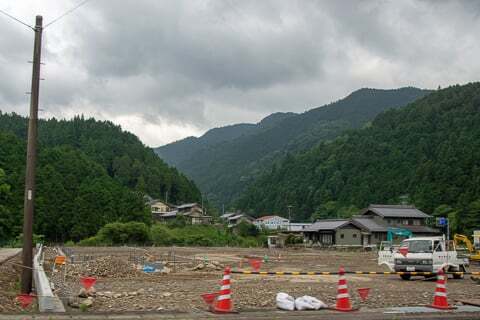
[1, 0, 479, 146]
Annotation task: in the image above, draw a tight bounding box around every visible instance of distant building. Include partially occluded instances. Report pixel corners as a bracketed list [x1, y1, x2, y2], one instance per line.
[150, 200, 172, 214]
[153, 202, 212, 225]
[221, 212, 255, 228]
[303, 219, 361, 247]
[254, 215, 290, 230]
[287, 223, 312, 232]
[303, 204, 440, 247]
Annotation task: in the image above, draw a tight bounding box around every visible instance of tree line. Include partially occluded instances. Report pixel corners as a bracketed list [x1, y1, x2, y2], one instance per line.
[0, 113, 201, 243]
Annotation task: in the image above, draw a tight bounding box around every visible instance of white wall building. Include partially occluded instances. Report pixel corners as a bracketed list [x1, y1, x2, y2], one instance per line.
[254, 215, 290, 230]
[288, 223, 312, 232]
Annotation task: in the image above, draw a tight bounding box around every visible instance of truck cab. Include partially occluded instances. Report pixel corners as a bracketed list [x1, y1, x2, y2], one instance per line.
[378, 236, 469, 280]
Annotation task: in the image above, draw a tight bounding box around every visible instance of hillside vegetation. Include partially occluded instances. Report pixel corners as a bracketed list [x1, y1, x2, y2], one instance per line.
[156, 87, 430, 206]
[0, 114, 200, 242]
[237, 83, 480, 235]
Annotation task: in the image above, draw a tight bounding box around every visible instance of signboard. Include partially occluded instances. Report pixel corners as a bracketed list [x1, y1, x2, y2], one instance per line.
[436, 217, 448, 227]
[54, 255, 66, 265]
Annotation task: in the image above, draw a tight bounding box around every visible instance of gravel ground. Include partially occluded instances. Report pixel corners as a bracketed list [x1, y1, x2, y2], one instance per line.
[41, 246, 480, 313]
[0, 255, 35, 313]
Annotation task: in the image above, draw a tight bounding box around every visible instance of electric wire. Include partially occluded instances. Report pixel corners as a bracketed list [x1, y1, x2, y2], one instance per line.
[44, 0, 92, 29]
[0, 8, 34, 30]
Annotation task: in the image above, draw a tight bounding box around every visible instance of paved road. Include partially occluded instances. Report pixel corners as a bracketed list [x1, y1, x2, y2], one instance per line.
[0, 248, 21, 264]
[1, 309, 480, 320]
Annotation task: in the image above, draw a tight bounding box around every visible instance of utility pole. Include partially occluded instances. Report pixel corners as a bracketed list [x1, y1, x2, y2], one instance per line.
[21, 15, 43, 294]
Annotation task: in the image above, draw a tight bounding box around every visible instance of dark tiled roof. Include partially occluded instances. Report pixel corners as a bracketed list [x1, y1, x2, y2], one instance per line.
[303, 220, 351, 232]
[362, 204, 431, 218]
[176, 203, 199, 209]
[351, 217, 387, 232]
[402, 225, 441, 234]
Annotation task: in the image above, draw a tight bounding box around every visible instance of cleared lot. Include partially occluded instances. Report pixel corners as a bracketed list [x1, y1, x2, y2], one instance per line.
[40, 246, 480, 313]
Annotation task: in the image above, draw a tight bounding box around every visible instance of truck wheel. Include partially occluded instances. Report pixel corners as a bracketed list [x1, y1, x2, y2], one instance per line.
[453, 266, 465, 279]
[400, 274, 411, 280]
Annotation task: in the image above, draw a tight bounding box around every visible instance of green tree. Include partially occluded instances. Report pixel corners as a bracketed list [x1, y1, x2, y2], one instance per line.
[0, 168, 14, 242]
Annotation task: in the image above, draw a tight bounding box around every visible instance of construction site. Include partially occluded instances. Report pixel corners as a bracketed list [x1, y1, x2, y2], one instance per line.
[2, 245, 480, 317]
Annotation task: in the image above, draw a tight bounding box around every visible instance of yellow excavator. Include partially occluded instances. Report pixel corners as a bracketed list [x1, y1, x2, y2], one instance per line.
[453, 233, 480, 263]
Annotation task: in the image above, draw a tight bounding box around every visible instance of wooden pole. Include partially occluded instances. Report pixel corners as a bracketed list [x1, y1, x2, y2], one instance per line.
[21, 15, 43, 294]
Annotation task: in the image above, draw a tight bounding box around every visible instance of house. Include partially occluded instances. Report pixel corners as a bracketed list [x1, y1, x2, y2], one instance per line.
[153, 202, 212, 225]
[287, 223, 312, 232]
[303, 219, 363, 247]
[150, 200, 172, 214]
[176, 203, 203, 215]
[220, 212, 236, 220]
[224, 213, 254, 228]
[303, 204, 440, 247]
[360, 204, 440, 238]
[254, 215, 290, 230]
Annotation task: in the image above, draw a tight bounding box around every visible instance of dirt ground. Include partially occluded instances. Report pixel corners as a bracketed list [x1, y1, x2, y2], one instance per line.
[38, 246, 480, 313]
[0, 256, 34, 313]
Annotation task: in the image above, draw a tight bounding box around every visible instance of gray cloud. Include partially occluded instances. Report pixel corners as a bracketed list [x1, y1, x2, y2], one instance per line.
[1, 0, 480, 146]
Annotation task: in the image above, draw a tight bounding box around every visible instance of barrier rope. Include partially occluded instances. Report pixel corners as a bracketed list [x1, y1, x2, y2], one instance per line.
[231, 270, 480, 276]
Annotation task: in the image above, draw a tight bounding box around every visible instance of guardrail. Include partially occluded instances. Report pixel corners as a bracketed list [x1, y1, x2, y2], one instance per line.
[33, 244, 65, 312]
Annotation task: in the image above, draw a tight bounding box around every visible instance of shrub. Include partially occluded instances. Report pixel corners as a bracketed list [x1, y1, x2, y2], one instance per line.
[80, 222, 265, 247]
[97, 221, 150, 245]
[64, 240, 75, 246]
[151, 224, 175, 245]
[77, 236, 104, 246]
[236, 221, 259, 237]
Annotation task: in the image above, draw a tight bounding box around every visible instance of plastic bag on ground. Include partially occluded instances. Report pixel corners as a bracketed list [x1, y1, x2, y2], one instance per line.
[295, 295, 328, 310]
[276, 292, 295, 311]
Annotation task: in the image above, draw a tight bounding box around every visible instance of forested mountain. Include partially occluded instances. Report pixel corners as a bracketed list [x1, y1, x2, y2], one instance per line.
[156, 87, 430, 206]
[157, 123, 258, 166]
[236, 83, 480, 235]
[0, 113, 201, 242]
[156, 112, 296, 165]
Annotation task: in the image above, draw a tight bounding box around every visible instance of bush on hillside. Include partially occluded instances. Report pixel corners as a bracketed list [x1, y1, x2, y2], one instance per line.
[97, 221, 150, 245]
[235, 221, 259, 237]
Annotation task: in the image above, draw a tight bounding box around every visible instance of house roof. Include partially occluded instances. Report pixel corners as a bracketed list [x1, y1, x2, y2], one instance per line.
[402, 225, 440, 234]
[220, 213, 236, 219]
[362, 204, 431, 218]
[255, 215, 287, 221]
[156, 211, 179, 218]
[303, 219, 352, 232]
[229, 214, 249, 221]
[176, 203, 200, 209]
[351, 217, 388, 232]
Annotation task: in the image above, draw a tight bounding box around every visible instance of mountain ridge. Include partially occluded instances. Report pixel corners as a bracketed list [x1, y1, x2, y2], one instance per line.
[155, 87, 431, 206]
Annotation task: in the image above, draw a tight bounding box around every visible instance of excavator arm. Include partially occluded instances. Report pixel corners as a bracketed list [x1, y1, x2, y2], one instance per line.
[454, 234, 474, 253]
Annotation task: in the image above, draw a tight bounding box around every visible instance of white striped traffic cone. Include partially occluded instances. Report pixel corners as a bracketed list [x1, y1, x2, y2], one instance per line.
[213, 266, 234, 313]
[334, 266, 353, 311]
[430, 268, 455, 309]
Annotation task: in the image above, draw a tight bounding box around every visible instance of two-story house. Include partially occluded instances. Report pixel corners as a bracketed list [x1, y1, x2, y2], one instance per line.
[153, 202, 212, 225]
[303, 204, 440, 247]
[254, 215, 290, 230]
[220, 212, 255, 228]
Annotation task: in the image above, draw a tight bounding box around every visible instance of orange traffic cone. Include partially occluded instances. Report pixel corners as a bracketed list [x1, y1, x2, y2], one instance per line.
[213, 266, 234, 313]
[334, 266, 354, 311]
[430, 268, 456, 309]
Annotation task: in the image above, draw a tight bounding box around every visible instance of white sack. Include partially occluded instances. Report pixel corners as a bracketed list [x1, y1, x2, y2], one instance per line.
[295, 295, 328, 310]
[276, 292, 295, 311]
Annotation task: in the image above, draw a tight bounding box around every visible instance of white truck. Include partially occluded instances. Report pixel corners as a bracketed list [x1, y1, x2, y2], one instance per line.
[378, 236, 469, 280]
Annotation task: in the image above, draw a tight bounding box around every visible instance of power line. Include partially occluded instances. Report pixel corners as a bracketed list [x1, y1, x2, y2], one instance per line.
[44, 0, 92, 29]
[0, 8, 34, 30]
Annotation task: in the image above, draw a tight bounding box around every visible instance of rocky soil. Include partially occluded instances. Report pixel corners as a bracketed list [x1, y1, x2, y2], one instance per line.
[41, 246, 480, 313]
[0, 256, 34, 313]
